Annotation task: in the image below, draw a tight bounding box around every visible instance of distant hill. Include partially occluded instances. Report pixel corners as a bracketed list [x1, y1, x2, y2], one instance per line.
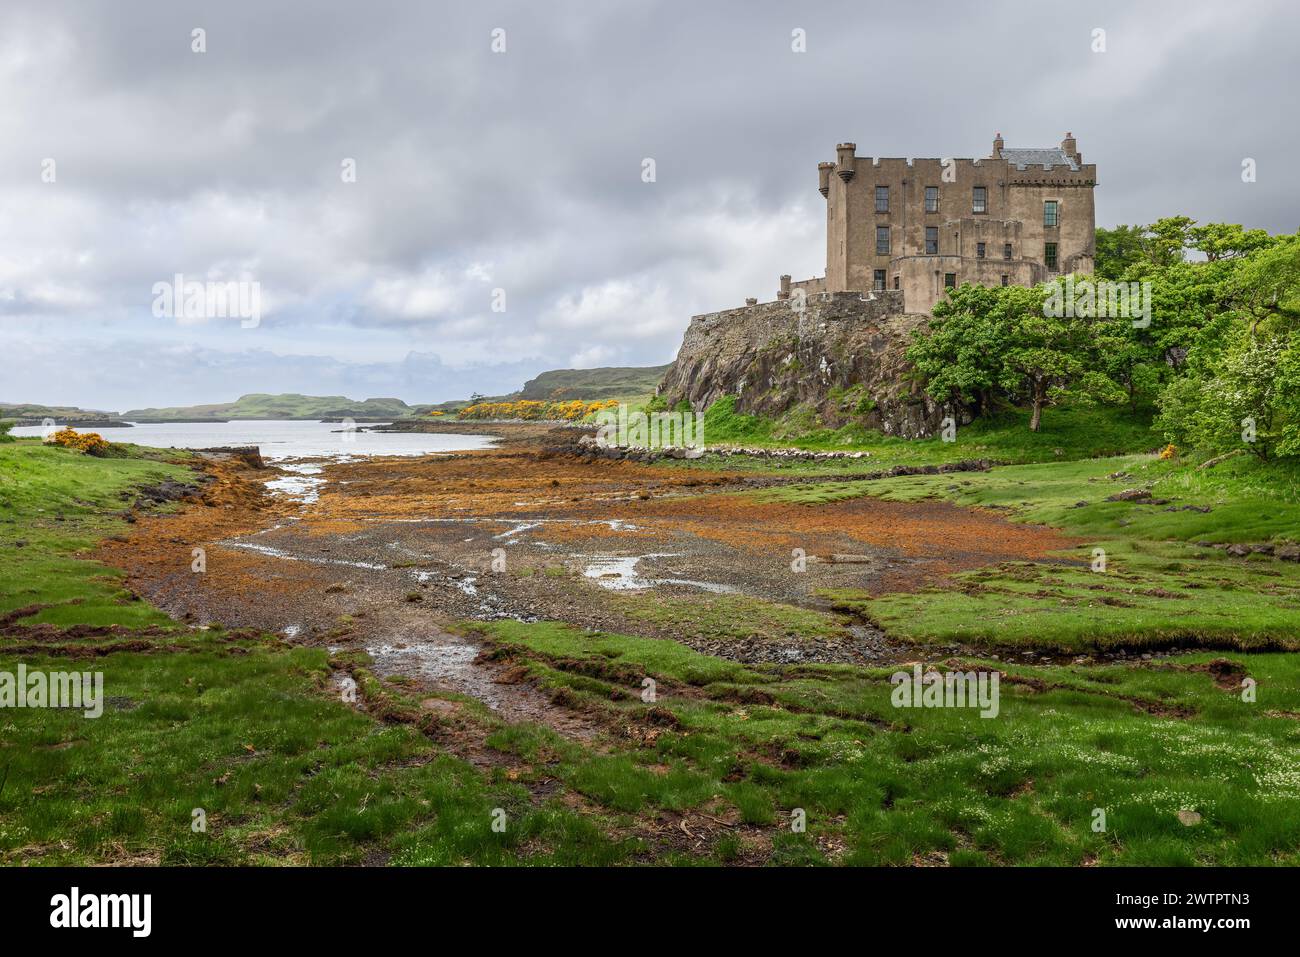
[516, 365, 671, 401]
[121, 393, 414, 422]
[0, 402, 126, 427]
[9, 367, 672, 426]
[1, 402, 118, 419]
[400, 365, 672, 419]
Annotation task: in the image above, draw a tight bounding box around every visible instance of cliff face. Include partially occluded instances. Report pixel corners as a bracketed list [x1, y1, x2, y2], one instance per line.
[657, 291, 949, 439]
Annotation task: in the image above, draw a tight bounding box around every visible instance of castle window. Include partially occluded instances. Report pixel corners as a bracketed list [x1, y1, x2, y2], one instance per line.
[1044, 242, 1058, 270]
[875, 186, 889, 213]
[924, 186, 938, 212]
[873, 269, 886, 291]
[944, 273, 957, 289]
[972, 186, 987, 214]
[925, 226, 938, 255]
[876, 226, 890, 255]
[893, 275, 900, 290]
[976, 242, 986, 259]
[1044, 200, 1059, 227]
[1001, 275, 1009, 286]
[1003, 242, 1013, 260]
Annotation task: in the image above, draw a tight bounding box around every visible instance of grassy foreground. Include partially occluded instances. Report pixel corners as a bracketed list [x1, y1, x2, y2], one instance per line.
[0, 440, 619, 865]
[3, 435, 1300, 865]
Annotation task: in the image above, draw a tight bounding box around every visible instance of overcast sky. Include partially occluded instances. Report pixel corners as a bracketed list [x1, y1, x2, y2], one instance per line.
[2, 0, 1297, 411]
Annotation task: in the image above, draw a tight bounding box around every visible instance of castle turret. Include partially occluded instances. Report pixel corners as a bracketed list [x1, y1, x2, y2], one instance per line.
[817, 162, 834, 197]
[835, 143, 856, 182]
[777, 274, 792, 300]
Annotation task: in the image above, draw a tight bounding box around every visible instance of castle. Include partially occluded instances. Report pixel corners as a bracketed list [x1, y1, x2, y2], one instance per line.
[658, 132, 1099, 437]
[772, 132, 1097, 313]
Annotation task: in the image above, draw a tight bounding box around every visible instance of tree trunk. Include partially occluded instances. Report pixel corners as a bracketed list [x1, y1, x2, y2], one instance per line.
[1029, 379, 1045, 432]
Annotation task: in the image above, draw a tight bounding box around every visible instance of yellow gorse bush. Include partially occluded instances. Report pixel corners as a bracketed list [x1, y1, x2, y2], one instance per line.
[457, 399, 619, 422]
[45, 427, 111, 456]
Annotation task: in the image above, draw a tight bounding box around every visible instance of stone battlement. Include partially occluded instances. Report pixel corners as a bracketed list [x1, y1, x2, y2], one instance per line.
[689, 289, 905, 333]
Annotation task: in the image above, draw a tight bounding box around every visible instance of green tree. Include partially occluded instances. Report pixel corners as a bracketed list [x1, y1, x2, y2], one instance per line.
[1094, 224, 1148, 279]
[906, 284, 1011, 415]
[1157, 327, 1298, 460]
[910, 283, 1113, 432]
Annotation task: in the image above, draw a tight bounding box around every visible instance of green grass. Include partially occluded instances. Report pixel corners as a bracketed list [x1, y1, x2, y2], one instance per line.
[756, 451, 1300, 650]
[607, 592, 848, 643]
[8, 428, 1300, 866]
[0, 439, 629, 865]
[689, 398, 1160, 472]
[0, 440, 195, 627]
[466, 618, 1300, 866]
[0, 640, 630, 865]
[830, 544, 1300, 651]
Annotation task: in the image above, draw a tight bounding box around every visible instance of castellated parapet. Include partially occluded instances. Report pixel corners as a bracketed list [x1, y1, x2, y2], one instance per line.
[751, 132, 1097, 315]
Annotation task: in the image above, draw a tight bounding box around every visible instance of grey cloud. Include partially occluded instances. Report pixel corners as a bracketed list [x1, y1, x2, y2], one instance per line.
[0, 0, 1296, 408]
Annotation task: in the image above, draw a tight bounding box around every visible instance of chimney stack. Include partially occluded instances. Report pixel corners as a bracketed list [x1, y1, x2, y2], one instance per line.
[992, 131, 1004, 158]
[1061, 131, 1078, 163]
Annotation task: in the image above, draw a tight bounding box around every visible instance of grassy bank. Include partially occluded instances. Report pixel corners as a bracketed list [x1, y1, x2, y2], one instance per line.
[758, 451, 1300, 650]
[464, 619, 1300, 866]
[690, 397, 1160, 469]
[0, 439, 621, 865]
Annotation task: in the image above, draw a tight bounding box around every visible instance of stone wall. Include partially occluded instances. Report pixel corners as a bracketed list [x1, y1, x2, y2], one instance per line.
[657, 290, 954, 439]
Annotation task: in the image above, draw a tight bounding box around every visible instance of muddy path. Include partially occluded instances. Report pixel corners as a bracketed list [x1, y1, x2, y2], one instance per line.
[99, 445, 1081, 721]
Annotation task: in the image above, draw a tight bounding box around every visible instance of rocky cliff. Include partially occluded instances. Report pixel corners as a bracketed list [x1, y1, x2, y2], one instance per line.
[657, 291, 951, 439]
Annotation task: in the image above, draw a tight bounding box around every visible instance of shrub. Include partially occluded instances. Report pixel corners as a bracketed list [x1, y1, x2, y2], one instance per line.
[45, 427, 112, 456]
[457, 399, 619, 422]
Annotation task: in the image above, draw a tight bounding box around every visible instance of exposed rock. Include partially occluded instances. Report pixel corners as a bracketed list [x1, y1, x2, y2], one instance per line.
[657, 291, 956, 438]
[128, 479, 203, 509]
[196, 446, 266, 469]
[1106, 488, 1152, 502]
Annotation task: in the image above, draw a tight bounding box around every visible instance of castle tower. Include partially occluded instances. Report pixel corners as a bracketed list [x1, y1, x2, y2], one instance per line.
[819, 134, 1097, 311]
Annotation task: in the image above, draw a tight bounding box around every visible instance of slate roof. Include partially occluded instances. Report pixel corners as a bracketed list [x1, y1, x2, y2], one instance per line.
[999, 147, 1080, 171]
